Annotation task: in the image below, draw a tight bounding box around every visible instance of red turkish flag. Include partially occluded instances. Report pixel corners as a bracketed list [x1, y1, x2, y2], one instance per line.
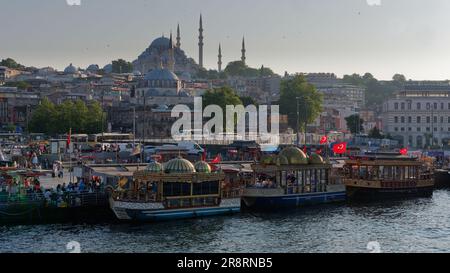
[333, 142, 347, 154]
[211, 154, 222, 164]
[67, 128, 71, 146]
[320, 136, 328, 144]
[400, 148, 408, 155]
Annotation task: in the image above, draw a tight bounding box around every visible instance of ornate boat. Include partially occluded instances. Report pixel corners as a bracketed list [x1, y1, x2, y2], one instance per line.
[342, 153, 435, 200]
[109, 157, 241, 222]
[241, 147, 346, 210]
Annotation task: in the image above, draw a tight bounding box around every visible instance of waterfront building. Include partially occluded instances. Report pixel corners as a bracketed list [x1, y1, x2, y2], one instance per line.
[382, 82, 450, 148]
[0, 87, 40, 128]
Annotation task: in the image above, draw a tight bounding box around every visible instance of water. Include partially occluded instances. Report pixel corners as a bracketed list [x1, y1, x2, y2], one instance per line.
[2, 190, 450, 253]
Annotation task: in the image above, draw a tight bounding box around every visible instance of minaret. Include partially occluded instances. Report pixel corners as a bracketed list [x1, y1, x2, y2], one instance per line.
[168, 31, 175, 71]
[218, 44, 222, 73]
[241, 36, 246, 65]
[176, 23, 181, 48]
[198, 14, 204, 68]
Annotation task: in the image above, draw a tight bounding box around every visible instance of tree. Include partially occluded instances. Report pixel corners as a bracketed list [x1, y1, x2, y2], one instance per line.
[345, 114, 364, 135]
[279, 74, 323, 133]
[29, 98, 105, 135]
[29, 98, 57, 134]
[368, 127, 383, 139]
[202, 87, 243, 132]
[392, 74, 406, 83]
[203, 86, 243, 110]
[0, 58, 25, 70]
[112, 59, 133, 74]
[224, 61, 276, 78]
[239, 96, 258, 107]
[342, 73, 398, 107]
[4, 81, 31, 90]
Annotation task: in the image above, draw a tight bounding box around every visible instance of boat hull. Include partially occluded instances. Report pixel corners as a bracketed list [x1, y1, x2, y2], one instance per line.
[110, 198, 241, 222]
[434, 170, 450, 188]
[346, 185, 434, 201]
[241, 191, 346, 210]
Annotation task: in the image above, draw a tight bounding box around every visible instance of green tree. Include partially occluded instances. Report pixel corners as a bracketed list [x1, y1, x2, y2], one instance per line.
[0, 58, 25, 70]
[393, 74, 406, 83]
[85, 101, 106, 134]
[203, 86, 243, 110]
[4, 81, 31, 90]
[368, 126, 383, 139]
[239, 96, 258, 107]
[279, 74, 323, 133]
[202, 87, 243, 132]
[29, 98, 57, 134]
[112, 59, 133, 74]
[345, 114, 364, 134]
[224, 61, 276, 78]
[29, 99, 105, 134]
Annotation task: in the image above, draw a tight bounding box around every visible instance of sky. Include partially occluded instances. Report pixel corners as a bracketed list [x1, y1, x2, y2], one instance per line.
[2, 0, 450, 80]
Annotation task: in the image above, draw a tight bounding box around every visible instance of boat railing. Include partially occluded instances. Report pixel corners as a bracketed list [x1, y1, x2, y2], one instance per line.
[164, 194, 220, 209]
[221, 188, 243, 199]
[0, 191, 108, 207]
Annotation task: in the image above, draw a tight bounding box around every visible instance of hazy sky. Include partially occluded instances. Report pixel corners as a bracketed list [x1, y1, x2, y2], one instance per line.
[2, 0, 450, 80]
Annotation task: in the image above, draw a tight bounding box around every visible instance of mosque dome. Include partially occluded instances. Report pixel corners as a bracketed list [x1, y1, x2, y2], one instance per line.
[86, 64, 100, 73]
[164, 157, 196, 174]
[194, 161, 212, 173]
[279, 147, 308, 165]
[64, 63, 78, 74]
[146, 161, 163, 173]
[103, 64, 113, 73]
[150, 36, 175, 51]
[309, 154, 324, 164]
[144, 68, 179, 81]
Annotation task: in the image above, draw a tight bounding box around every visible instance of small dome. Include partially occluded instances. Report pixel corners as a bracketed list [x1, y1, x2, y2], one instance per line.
[64, 63, 78, 74]
[146, 161, 163, 173]
[86, 64, 100, 73]
[164, 157, 196, 174]
[144, 68, 179, 81]
[309, 153, 324, 164]
[279, 146, 308, 165]
[194, 161, 211, 173]
[274, 155, 289, 166]
[103, 64, 113, 73]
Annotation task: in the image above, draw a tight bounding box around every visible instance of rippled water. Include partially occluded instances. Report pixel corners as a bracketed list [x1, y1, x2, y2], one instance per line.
[2, 190, 450, 253]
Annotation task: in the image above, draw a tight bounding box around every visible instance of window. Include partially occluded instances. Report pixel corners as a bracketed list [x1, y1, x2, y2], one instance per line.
[434, 127, 438, 132]
[441, 103, 444, 110]
[426, 103, 431, 110]
[417, 127, 421, 132]
[434, 116, 438, 123]
[394, 116, 398, 123]
[426, 127, 430, 132]
[408, 116, 412, 123]
[441, 117, 444, 123]
[401, 117, 405, 123]
[394, 127, 398, 132]
[417, 116, 421, 123]
[448, 117, 450, 123]
[394, 103, 399, 110]
[408, 103, 412, 110]
[408, 127, 412, 132]
[434, 102, 438, 109]
[417, 103, 421, 110]
[401, 103, 405, 110]
[401, 127, 405, 132]
[427, 117, 431, 123]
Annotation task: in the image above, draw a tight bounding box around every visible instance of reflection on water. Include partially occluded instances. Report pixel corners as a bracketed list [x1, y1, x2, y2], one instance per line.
[2, 191, 450, 253]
